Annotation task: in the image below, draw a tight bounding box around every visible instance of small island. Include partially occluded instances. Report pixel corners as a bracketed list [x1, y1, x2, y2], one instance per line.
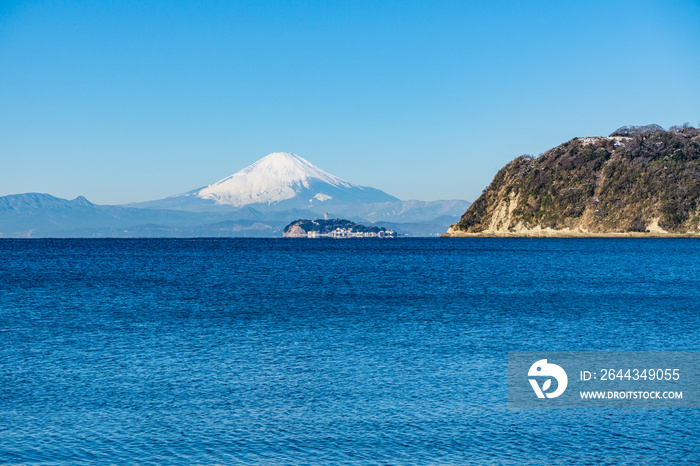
[283, 218, 396, 238]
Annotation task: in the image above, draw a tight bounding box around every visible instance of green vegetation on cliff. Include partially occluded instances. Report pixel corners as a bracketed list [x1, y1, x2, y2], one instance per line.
[451, 124, 700, 235]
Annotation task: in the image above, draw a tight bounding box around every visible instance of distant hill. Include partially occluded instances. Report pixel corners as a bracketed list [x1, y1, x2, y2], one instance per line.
[0, 193, 287, 238]
[445, 124, 700, 237]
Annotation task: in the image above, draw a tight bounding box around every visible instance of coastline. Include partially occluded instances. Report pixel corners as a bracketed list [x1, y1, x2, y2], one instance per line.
[442, 225, 700, 238]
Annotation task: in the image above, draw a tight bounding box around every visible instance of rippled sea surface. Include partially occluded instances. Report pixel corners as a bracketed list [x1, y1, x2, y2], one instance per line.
[1, 238, 699, 464]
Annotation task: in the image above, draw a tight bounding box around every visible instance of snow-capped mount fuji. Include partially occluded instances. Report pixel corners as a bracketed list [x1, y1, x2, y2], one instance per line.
[125, 151, 471, 234]
[197, 152, 396, 207]
[135, 152, 398, 212]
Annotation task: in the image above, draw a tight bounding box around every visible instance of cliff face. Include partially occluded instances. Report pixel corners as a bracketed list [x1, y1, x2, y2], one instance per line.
[445, 125, 700, 237]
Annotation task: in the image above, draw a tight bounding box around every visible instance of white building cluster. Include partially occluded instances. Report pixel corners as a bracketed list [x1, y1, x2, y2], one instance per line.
[306, 228, 396, 238]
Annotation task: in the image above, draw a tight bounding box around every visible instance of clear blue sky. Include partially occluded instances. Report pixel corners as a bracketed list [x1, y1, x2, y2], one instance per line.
[1, 0, 699, 204]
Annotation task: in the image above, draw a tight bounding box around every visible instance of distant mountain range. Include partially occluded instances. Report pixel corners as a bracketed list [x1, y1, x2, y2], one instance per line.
[0, 153, 469, 237]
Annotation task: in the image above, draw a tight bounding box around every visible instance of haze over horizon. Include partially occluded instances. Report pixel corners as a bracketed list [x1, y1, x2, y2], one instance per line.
[1, 0, 698, 205]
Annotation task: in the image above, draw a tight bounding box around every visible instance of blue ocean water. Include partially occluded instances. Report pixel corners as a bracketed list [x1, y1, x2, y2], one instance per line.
[0, 238, 698, 465]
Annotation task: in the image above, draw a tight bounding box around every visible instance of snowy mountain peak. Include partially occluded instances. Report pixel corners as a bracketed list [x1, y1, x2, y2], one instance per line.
[195, 152, 358, 206]
[236, 152, 354, 187]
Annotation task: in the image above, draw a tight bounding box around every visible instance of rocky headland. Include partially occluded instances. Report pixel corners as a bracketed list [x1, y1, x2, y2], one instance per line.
[445, 124, 700, 237]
